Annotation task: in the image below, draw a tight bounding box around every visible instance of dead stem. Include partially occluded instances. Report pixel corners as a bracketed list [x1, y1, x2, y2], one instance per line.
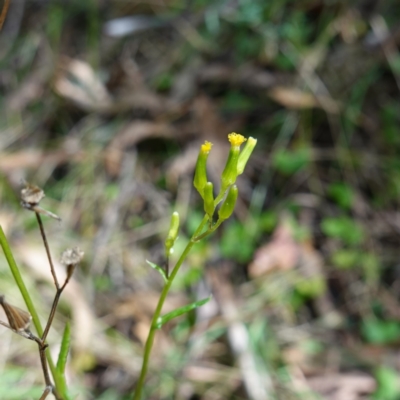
[34, 211, 72, 400]
[0, 0, 10, 30]
[39, 386, 52, 400]
[41, 279, 68, 342]
[35, 213, 60, 289]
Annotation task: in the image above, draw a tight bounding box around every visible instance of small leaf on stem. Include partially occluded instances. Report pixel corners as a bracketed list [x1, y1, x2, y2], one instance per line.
[155, 296, 212, 329]
[146, 260, 168, 283]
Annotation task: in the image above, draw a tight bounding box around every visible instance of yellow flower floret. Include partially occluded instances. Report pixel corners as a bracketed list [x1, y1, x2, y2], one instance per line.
[201, 141, 213, 153]
[228, 133, 246, 147]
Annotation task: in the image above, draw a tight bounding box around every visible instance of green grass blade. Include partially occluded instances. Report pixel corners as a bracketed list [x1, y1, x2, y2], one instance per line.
[0, 225, 65, 398]
[57, 322, 71, 374]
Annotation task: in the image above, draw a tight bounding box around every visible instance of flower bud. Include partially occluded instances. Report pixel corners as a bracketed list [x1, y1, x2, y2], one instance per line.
[218, 184, 238, 222]
[194, 141, 212, 198]
[237, 136, 257, 175]
[221, 133, 246, 192]
[203, 182, 215, 218]
[165, 211, 180, 257]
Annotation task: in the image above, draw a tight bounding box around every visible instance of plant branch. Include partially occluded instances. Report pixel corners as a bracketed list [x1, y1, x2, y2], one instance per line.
[36, 213, 60, 289]
[39, 386, 52, 400]
[42, 278, 68, 343]
[132, 215, 208, 400]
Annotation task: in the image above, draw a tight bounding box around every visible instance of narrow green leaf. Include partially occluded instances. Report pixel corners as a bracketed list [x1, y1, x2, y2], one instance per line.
[155, 296, 212, 329]
[0, 225, 64, 395]
[146, 260, 167, 283]
[57, 322, 71, 374]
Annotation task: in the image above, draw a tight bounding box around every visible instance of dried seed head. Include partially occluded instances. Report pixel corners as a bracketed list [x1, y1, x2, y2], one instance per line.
[0, 296, 32, 332]
[21, 182, 45, 206]
[61, 247, 84, 281]
[60, 247, 84, 266]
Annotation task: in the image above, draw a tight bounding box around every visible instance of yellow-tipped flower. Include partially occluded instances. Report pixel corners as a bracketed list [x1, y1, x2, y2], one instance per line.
[165, 211, 180, 257]
[218, 184, 238, 222]
[228, 133, 247, 147]
[203, 182, 215, 219]
[194, 141, 213, 198]
[237, 136, 257, 175]
[221, 133, 246, 192]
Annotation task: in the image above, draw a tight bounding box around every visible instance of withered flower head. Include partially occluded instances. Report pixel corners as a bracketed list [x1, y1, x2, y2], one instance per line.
[60, 247, 84, 266]
[21, 182, 45, 206]
[20, 182, 61, 220]
[0, 296, 32, 332]
[61, 247, 84, 281]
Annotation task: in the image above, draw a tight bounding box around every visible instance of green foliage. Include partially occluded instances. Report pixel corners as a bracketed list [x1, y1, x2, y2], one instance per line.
[331, 249, 359, 269]
[328, 183, 354, 209]
[93, 275, 112, 292]
[178, 265, 203, 287]
[280, 11, 312, 48]
[152, 72, 174, 92]
[295, 277, 326, 298]
[0, 367, 43, 399]
[220, 221, 256, 263]
[272, 148, 311, 175]
[96, 389, 123, 400]
[373, 366, 400, 400]
[381, 102, 400, 146]
[361, 318, 400, 344]
[259, 211, 278, 233]
[222, 90, 254, 112]
[321, 216, 364, 245]
[332, 249, 381, 284]
[46, 4, 64, 48]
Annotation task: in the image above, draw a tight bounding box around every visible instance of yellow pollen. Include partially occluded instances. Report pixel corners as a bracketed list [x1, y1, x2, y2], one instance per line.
[228, 133, 246, 147]
[201, 141, 213, 153]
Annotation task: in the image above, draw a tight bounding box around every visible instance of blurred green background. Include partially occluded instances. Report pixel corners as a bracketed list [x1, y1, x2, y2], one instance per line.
[1, 0, 400, 399]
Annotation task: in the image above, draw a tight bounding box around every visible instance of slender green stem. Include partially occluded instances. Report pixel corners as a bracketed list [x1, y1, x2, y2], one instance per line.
[132, 216, 209, 400]
[0, 225, 63, 397]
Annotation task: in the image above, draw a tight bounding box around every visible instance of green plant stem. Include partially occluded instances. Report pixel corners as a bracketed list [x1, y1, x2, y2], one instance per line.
[0, 225, 63, 397]
[132, 215, 209, 400]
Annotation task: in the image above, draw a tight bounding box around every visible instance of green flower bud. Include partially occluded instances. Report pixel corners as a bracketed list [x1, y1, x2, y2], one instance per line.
[218, 185, 238, 222]
[165, 211, 180, 257]
[221, 133, 246, 192]
[194, 141, 213, 198]
[237, 136, 257, 175]
[203, 182, 215, 218]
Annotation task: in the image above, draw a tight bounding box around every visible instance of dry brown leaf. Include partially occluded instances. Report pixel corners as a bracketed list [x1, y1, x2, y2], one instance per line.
[249, 218, 300, 277]
[268, 86, 339, 113]
[307, 373, 376, 400]
[0, 149, 84, 174]
[54, 58, 112, 112]
[105, 120, 176, 176]
[184, 364, 240, 384]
